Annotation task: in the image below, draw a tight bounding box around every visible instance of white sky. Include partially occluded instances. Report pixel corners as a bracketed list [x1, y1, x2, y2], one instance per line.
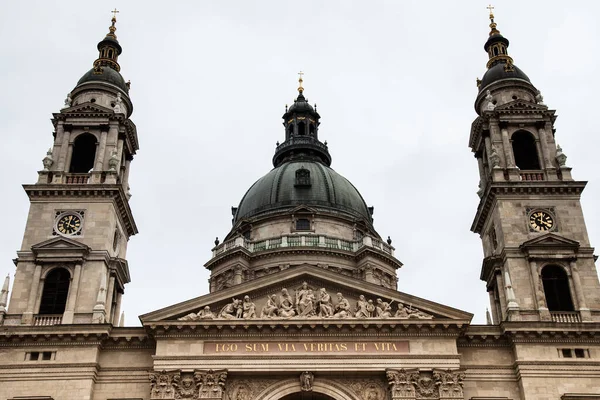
[1, 1, 599, 325]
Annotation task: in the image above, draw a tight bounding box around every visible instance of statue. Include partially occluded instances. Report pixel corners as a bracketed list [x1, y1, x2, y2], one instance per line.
[484, 89, 495, 111]
[395, 302, 433, 319]
[42, 148, 54, 171]
[535, 90, 546, 106]
[219, 299, 240, 319]
[556, 144, 567, 167]
[62, 93, 72, 109]
[355, 295, 371, 318]
[300, 371, 314, 392]
[242, 295, 256, 319]
[376, 298, 392, 318]
[489, 147, 501, 169]
[108, 150, 120, 171]
[261, 294, 279, 318]
[114, 92, 124, 114]
[317, 288, 334, 317]
[279, 288, 296, 318]
[295, 282, 311, 315]
[333, 293, 351, 318]
[198, 306, 214, 319]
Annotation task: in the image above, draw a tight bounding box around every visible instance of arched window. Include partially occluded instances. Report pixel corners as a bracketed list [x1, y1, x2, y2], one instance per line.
[287, 125, 294, 137]
[309, 124, 315, 135]
[108, 49, 113, 58]
[296, 218, 311, 230]
[541, 265, 574, 311]
[512, 130, 540, 170]
[493, 47, 499, 56]
[69, 133, 97, 173]
[39, 268, 71, 315]
[297, 121, 306, 136]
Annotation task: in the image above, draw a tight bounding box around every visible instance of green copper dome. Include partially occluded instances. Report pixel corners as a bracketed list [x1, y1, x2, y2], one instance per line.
[234, 160, 372, 224]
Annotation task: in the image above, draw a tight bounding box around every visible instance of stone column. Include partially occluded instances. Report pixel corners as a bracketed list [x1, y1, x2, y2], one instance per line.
[112, 291, 123, 326]
[91, 130, 108, 184]
[121, 159, 131, 191]
[54, 129, 71, 183]
[62, 263, 82, 324]
[495, 271, 507, 322]
[500, 125, 520, 180]
[488, 290, 499, 324]
[105, 275, 116, 323]
[233, 265, 243, 285]
[22, 264, 43, 325]
[529, 260, 550, 321]
[570, 261, 591, 321]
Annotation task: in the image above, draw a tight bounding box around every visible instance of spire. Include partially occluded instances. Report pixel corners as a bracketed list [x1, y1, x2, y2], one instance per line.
[273, 74, 332, 167]
[93, 10, 123, 73]
[483, 6, 514, 71]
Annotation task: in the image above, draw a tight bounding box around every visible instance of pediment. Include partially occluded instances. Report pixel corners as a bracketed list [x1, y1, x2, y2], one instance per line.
[60, 102, 115, 115]
[289, 205, 319, 214]
[494, 99, 548, 112]
[140, 265, 472, 324]
[31, 237, 91, 262]
[520, 233, 580, 252]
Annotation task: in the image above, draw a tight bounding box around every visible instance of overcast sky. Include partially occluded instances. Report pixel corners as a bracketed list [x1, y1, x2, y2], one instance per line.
[1, 1, 599, 325]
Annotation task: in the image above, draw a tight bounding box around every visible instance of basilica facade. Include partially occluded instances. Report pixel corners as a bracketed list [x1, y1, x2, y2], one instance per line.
[0, 10, 599, 400]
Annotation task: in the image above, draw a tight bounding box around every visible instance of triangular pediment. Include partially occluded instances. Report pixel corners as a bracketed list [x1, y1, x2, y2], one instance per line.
[520, 233, 580, 250]
[31, 237, 90, 261]
[494, 99, 548, 112]
[60, 102, 115, 115]
[140, 265, 472, 324]
[290, 205, 318, 214]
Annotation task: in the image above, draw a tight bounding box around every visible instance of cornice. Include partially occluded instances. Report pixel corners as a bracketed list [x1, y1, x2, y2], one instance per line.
[471, 181, 587, 234]
[23, 184, 138, 236]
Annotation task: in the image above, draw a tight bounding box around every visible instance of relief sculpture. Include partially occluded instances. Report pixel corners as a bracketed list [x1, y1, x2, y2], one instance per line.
[387, 369, 465, 400]
[177, 285, 433, 321]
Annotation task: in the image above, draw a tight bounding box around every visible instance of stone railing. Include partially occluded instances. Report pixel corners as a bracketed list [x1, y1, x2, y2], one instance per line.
[213, 234, 394, 258]
[519, 170, 545, 181]
[65, 173, 91, 184]
[33, 314, 62, 326]
[551, 311, 581, 323]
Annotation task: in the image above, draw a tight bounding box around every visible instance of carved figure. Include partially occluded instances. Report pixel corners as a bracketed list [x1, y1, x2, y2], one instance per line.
[62, 93, 72, 109]
[242, 295, 256, 319]
[295, 282, 310, 314]
[279, 288, 296, 318]
[298, 289, 316, 317]
[219, 299, 240, 319]
[489, 147, 501, 168]
[485, 89, 495, 111]
[42, 149, 54, 171]
[556, 144, 567, 167]
[261, 294, 279, 318]
[108, 150, 119, 171]
[355, 295, 371, 318]
[176, 375, 196, 399]
[376, 298, 392, 318]
[300, 371, 314, 392]
[396, 302, 433, 319]
[394, 303, 409, 318]
[114, 92, 123, 113]
[178, 311, 199, 321]
[317, 288, 334, 317]
[333, 293, 351, 318]
[194, 369, 227, 399]
[535, 90, 545, 106]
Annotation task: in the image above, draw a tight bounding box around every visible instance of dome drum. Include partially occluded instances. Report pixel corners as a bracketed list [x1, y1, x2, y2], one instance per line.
[272, 137, 331, 167]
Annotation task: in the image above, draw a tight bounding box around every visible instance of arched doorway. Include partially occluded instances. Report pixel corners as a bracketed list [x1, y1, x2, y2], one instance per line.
[280, 392, 336, 400]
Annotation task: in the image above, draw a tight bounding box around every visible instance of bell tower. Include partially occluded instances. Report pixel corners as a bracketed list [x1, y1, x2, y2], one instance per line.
[5, 13, 139, 326]
[469, 9, 600, 323]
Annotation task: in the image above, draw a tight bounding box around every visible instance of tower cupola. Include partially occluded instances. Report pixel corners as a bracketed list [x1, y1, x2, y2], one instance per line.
[273, 74, 331, 167]
[94, 10, 123, 73]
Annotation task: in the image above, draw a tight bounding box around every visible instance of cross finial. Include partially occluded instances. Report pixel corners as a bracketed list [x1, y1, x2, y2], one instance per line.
[486, 4, 494, 18]
[298, 71, 304, 94]
[111, 8, 120, 20]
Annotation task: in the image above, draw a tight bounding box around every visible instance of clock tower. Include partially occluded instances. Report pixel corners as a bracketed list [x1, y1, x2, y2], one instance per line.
[470, 10, 600, 323]
[4, 15, 139, 326]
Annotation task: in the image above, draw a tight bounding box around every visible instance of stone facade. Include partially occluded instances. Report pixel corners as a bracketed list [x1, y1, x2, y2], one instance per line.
[1, 11, 600, 400]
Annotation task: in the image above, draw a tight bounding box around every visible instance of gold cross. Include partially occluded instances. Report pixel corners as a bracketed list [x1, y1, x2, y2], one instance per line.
[111, 8, 120, 19]
[486, 4, 494, 16]
[298, 71, 304, 80]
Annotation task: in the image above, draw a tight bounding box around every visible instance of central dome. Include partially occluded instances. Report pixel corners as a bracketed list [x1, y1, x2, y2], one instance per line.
[234, 160, 372, 224]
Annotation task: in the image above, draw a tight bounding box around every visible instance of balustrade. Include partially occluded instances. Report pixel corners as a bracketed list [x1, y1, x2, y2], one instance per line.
[550, 311, 581, 323]
[519, 170, 545, 181]
[33, 314, 62, 326]
[212, 233, 394, 258]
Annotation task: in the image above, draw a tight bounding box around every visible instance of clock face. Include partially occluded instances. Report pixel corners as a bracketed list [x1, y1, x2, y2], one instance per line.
[56, 213, 82, 236]
[529, 211, 554, 232]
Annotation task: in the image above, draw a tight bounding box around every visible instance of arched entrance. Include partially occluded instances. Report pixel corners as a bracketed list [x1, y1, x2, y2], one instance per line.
[256, 379, 359, 400]
[280, 392, 336, 400]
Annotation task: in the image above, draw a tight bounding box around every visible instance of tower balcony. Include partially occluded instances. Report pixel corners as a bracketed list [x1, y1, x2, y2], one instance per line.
[273, 137, 332, 167]
[212, 233, 394, 258]
[550, 311, 581, 323]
